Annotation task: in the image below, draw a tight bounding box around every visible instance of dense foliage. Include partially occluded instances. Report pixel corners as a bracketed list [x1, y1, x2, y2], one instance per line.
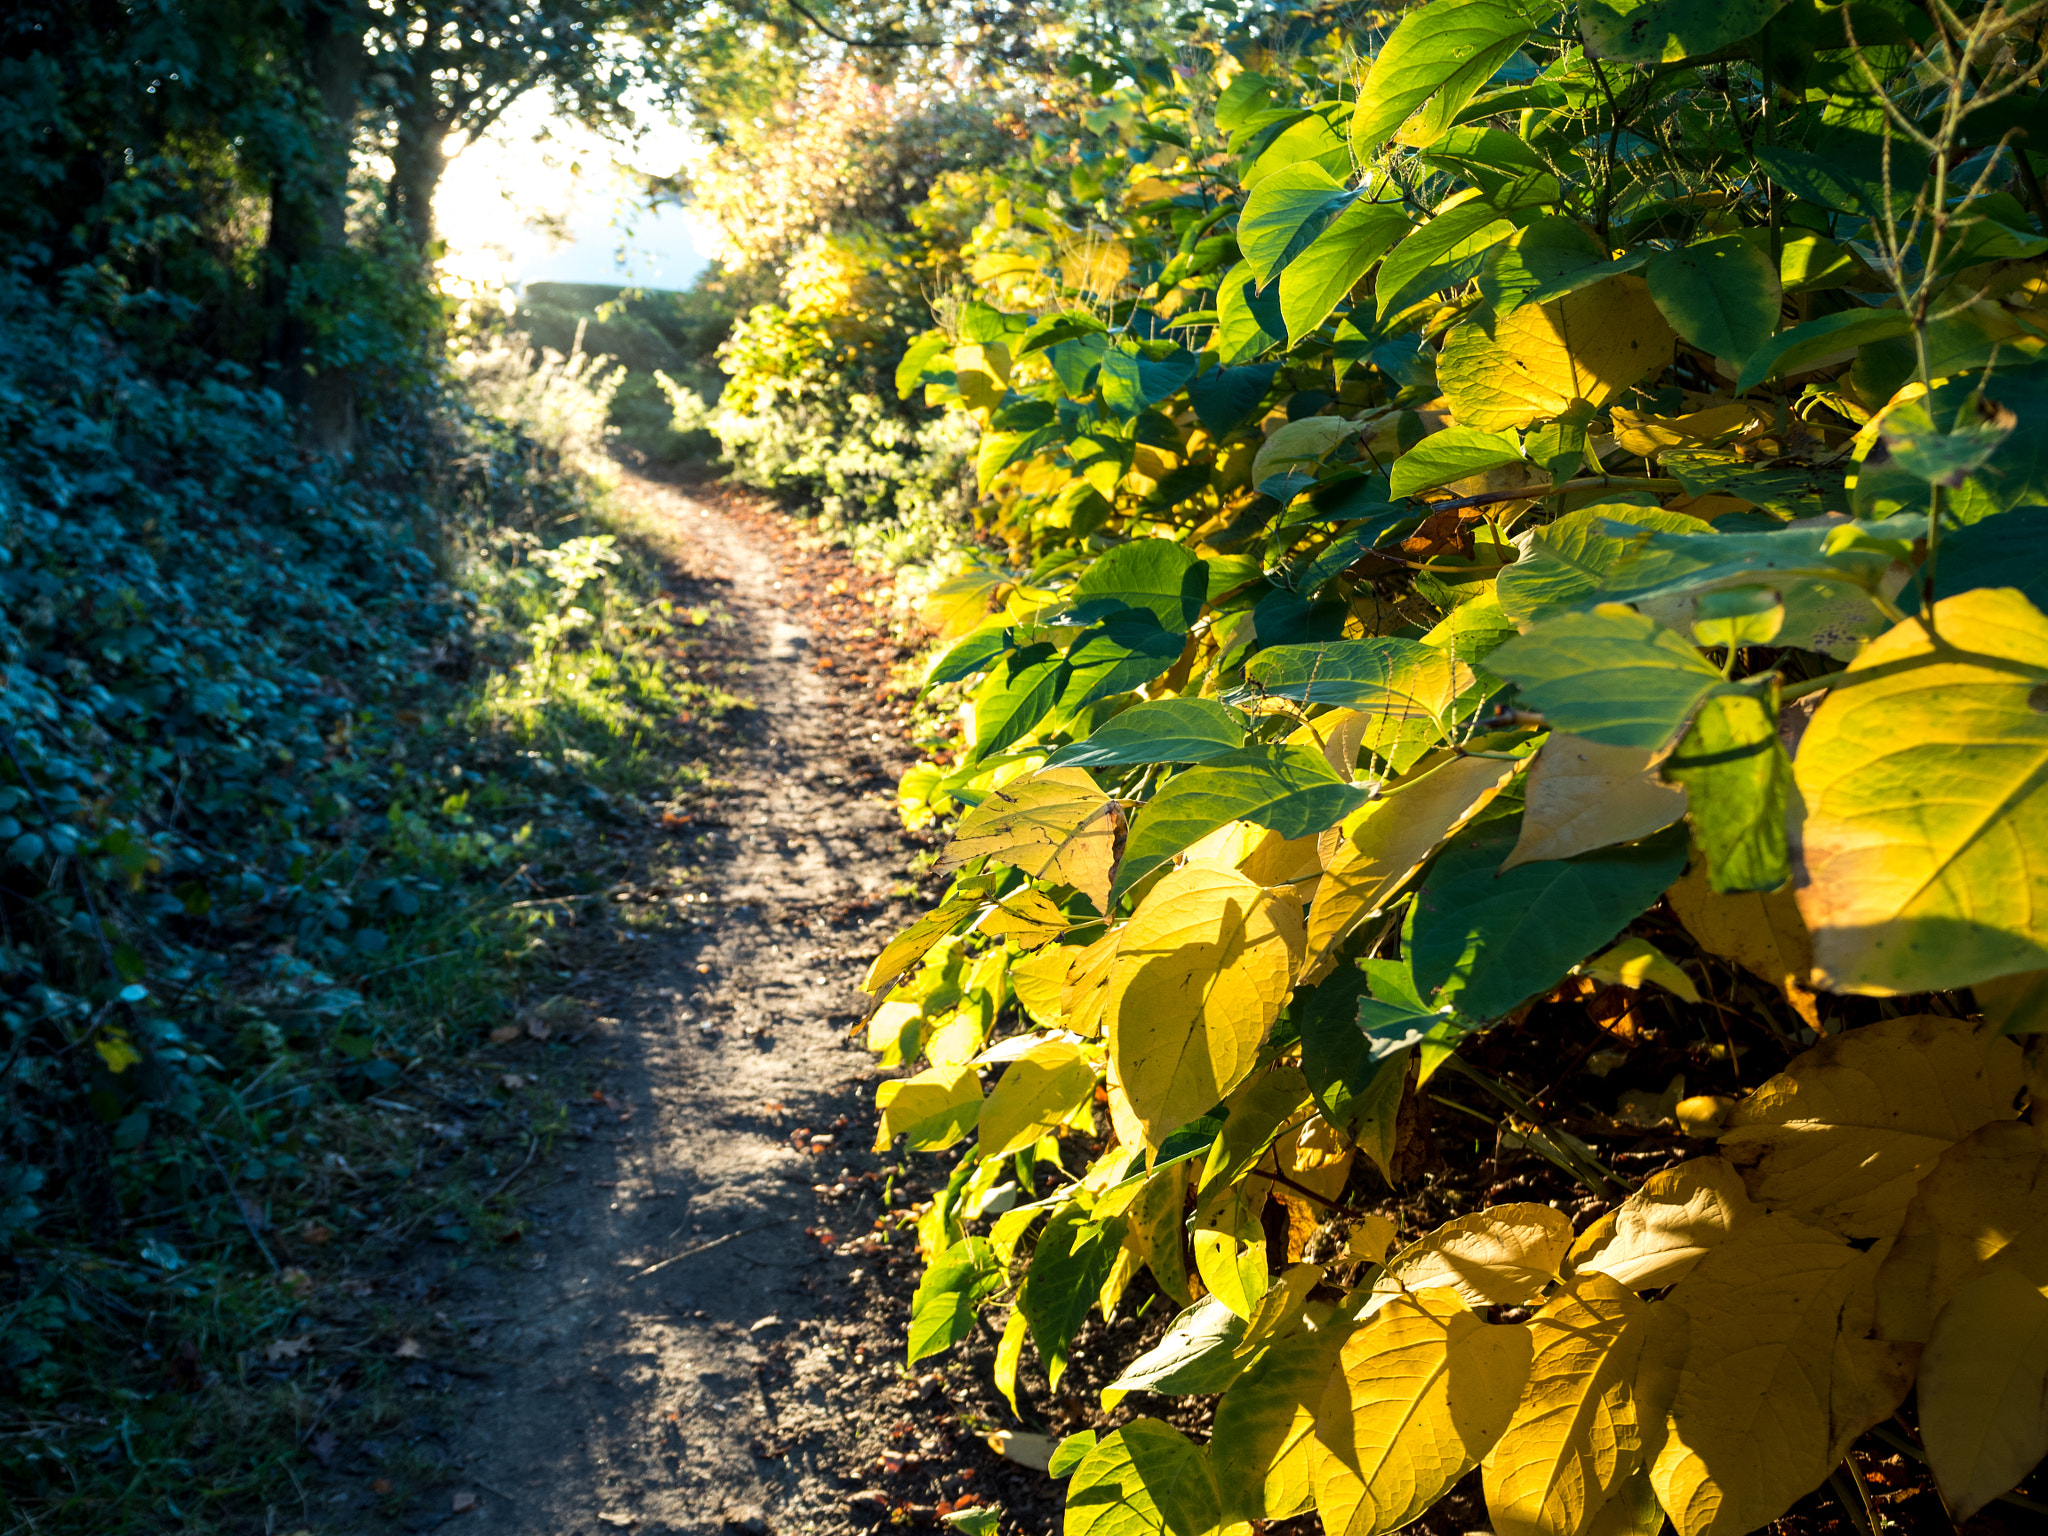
[853, 2, 2048, 1532]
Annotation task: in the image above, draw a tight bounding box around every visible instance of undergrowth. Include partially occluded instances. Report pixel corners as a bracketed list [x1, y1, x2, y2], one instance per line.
[0, 275, 741, 1532]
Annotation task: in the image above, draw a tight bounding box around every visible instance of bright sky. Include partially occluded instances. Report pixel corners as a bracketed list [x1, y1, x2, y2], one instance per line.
[435, 92, 714, 296]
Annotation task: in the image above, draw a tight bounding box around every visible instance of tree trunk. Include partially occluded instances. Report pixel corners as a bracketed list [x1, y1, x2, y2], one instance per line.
[389, 89, 449, 255]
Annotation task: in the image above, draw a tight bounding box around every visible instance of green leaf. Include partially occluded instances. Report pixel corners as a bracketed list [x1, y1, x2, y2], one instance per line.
[1211, 1313, 1355, 1522]
[1215, 72, 1277, 134]
[1239, 162, 1361, 286]
[1241, 636, 1441, 710]
[1061, 614, 1189, 709]
[1406, 818, 1690, 1018]
[1020, 1204, 1124, 1389]
[1113, 745, 1373, 898]
[1593, 520, 1907, 612]
[1217, 262, 1287, 364]
[1279, 201, 1411, 344]
[1189, 363, 1279, 436]
[1064, 539, 1207, 633]
[1580, 0, 1790, 63]
[908, 1237, 1004, 1364]
[896, 331, 952, 398]
[1045, 698, 1248, 768]
[1390, 425, 1526, 498]
[1050, 1431, 1099, 1479]
[1018, 310, 1110, 355]
[926, 622, 1014, 687]
[1924, 507, 2048, 612]
[1099, 347, 1199, 420]
[1476, 216, 1629, 314]
[1352, 0, 1561, 155]
[1489, 604, 1728, 750]
[1734, 307, 1911, 391]
[1105, 1295, 1251, 1394]
[1376, 202, 1518, 319]
[1878, 398, 2016, 488]
[1646, 236, 1783, 366]
[1666, 686, 1792, 893]
[1066, 1418, 1224, 1536]
[971, 645, 1067, 762]
[1495, 504, 1714, 627]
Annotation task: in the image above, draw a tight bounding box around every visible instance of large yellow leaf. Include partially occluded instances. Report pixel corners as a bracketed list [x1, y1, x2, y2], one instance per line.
[1482, 1275, 1648, 1536]
[1125, 1159, 1195, 1306]
[1502, 734, 1687, 869]
[939, 767, 1120, 912]
[1718, 1013, 2025, 1238]
[1010, 942, 1076, 1027]
[1647, 1213, 1918, 1536]
[1917, 1265, 2048, 1520]
[1874, 1120, 2048, 1342]
[1371, 1204, 1577, 1314]
[978, 1039, 1098, 1159]
[873, 1064, 983, 1152]
[1107, 862, 1304, 1148]
[1793, 588, 2048, 995]
[1312, 1288, 1533, 1536]
[1439, 276, 1676, 432]
[1061, 925, 1123, 1038]
[1212, 1315, 1353, 1522]
[1663, 863, 1820, 1026]
[1302, 755, 1518, 982]
[1569, 1157, 1754, 1291]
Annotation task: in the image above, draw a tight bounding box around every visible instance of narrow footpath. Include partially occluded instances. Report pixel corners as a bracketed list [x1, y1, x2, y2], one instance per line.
[402, 473, 1035, 1534]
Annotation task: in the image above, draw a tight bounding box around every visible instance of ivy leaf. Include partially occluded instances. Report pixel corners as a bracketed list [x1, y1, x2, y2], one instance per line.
[1481, 1274, 1648, 1536]
[1793, 589, 2048, 994]
[1664, 687, 1790, 893]
[1720, 1013, 2025, 1239]
[1351, 0, 1562, 155]
[1114, 745, 1372, 899]
[1406, 816, 1688, 1020]
[1311, 1288, 1533, 1536]
[1645, 236, 1782, 367]
[1105, 862, 1304, 1146]
[1066, 1418, 1223, 1536]
[1104, 1295, 1250, 1394]
[907, 1237, 1004, 1364]
[978, 1039, 1097, 1159]
[1045, 698, 1246, 768]
[939, 766, 1118, 910]
[1389, 425, 1525, 498]
[1488, 604, 1727, 751]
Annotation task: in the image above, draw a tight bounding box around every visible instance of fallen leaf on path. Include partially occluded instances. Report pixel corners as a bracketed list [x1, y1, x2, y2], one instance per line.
[988, 1430, 1055, 1470]
[264, 1336, 312, 1362]
[488, 1026, 520, 1044]
[393, 1337, 427, 1359]
[451, 1491, 477, 1514]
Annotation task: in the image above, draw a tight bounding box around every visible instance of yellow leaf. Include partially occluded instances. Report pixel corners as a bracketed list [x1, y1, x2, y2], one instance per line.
[1577, 936, 1701, 1003]
[977, 885, 1074, 948]
[1010, 942, 1077, 1027]
[1874, 1120, 2048, 1342]
[1647, 1213, 1918, 1536]
[1582, 1469, 1666, 1536]
[873, 1064, 982, 1152]
[1237, 1262, 1326, 1357]
[1302, 755, 1517, 982]
[1061, 925, 1123, 1038]
[1569, 1157, 1754, 1291]
[1345, 1214, 1399, 1265]
[1664, 863, 1820, 1026]
[994, 1303, 1028, 1418]
[1917, 1265, 2048, 1520]
[1372, 1204, 1577, 1314]
[1212, 1314, 1353, 1522]
[1253, 416, 1356, 487]
[922, 1009, 986, 1069]
[94, 1031, 142, 1074]
[1502, 734, 1687, 869]
[922, 568, 1012, 641]
[1195, 1180, 1271, 1320]
[939, 767, 1120, 913]
[1107, 862, 1303, 1149]
[1719, 1013, 2024, 1238]
[1482, 1275, 1648, 1536]
[1793, 588, 2048, 994]
[1126, 1160, 1195, 1306]
[1311, 1288, 1533, 1536]
[1439, 276, 1676, 432]
[978, 1040, 1097, 1159]
[1977, 966, 2048, 1035]
[1609, 400, 1758, 459]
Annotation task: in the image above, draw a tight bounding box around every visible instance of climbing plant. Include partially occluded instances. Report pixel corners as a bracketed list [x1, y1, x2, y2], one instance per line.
[863, 1, 2048, 1532]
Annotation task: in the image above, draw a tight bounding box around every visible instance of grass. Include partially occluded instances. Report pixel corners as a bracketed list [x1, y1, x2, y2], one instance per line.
[0, 424, 743, 1534]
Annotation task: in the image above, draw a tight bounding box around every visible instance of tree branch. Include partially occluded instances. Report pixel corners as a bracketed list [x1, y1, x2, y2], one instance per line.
[785, 0, 930, 48]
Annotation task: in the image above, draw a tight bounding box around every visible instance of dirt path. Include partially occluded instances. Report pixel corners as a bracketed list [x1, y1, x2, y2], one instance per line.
[419, 474, 941, 1534]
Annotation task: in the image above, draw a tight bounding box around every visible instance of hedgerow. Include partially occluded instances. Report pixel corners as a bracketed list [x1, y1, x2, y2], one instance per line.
[854, 3, 2048, 1532]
